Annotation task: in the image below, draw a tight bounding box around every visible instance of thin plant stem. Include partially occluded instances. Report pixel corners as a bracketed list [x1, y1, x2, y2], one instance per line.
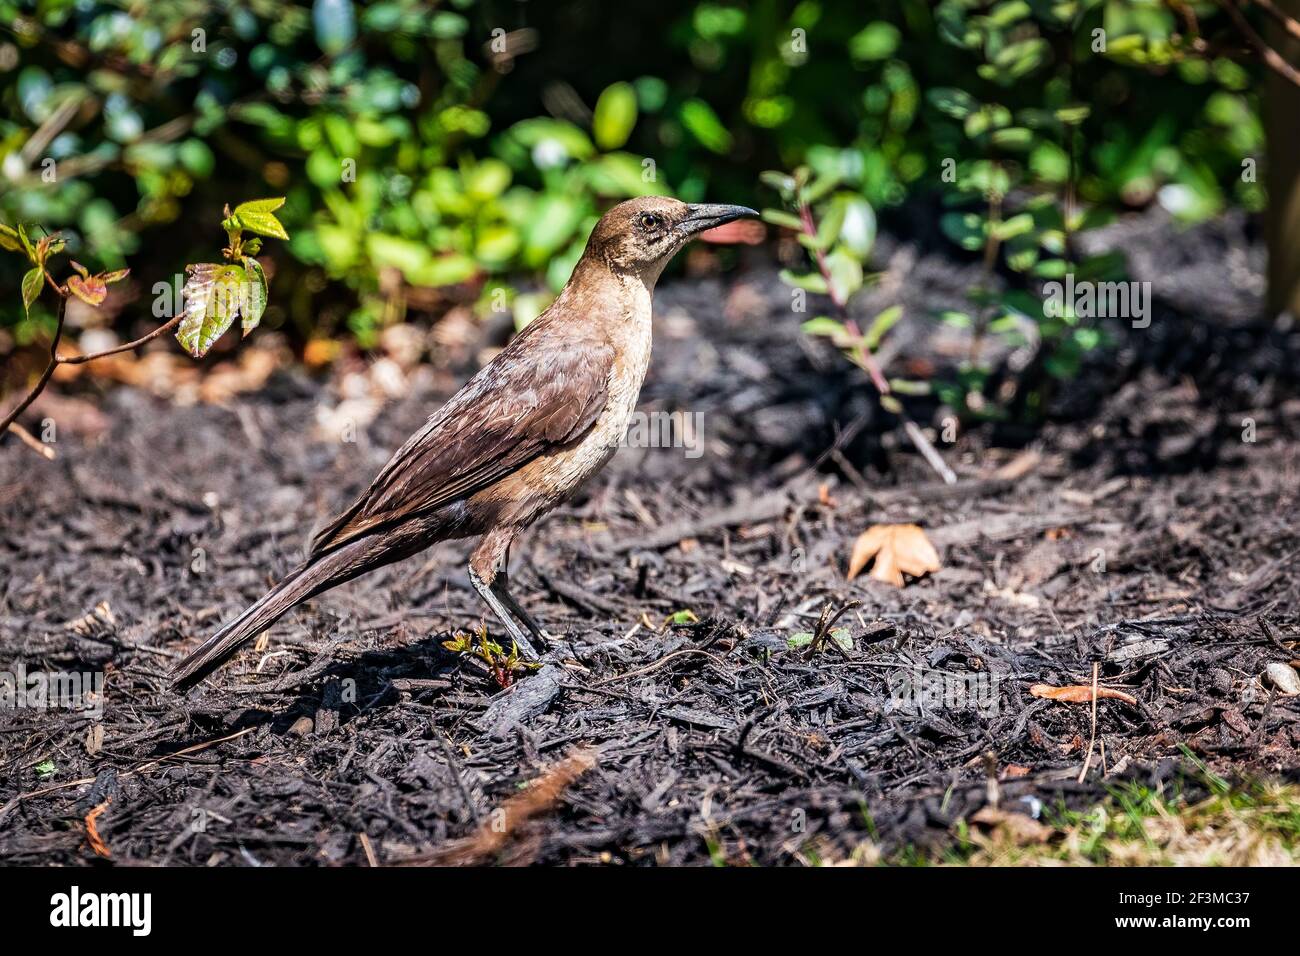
[797, 200, 957, 485]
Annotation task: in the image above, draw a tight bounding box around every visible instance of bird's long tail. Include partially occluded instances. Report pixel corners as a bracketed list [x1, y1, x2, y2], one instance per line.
[170, 538, 371, 688]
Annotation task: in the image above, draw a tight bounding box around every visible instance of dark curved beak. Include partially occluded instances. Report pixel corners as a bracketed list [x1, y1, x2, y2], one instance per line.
[679, 203, 760, 236]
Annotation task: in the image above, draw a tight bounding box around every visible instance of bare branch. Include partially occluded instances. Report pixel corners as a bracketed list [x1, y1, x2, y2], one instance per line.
[1248, 0, 1300, 41]
[58, 315, 182, 365]
[6, 420, 55, 459]
[0, 296, 67, 436]
[1222, 0, 1300, 87]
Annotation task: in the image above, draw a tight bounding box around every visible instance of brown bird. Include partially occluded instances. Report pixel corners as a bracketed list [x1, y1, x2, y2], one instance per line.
[171, 196, 758, 687]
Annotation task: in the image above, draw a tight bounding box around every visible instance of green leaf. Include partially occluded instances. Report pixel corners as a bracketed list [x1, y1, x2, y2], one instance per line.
[1054, 104, 1090, 125]
[35, 759, 56, 778]
[987, 0, 1031, 27]
[863, 305, 903, 351]
[787, 629, 852, 651]
[313, 0, 356, 55]
[21, 267, 44, 317]
[990, 126, 1033, 151]
[992, 38, 1049, 77]
[940, 211, 987, 251]
[521, 194, 583, 267]
[366, 233, 431, 276]
[232, 197, 289, 240]
[464, 158, 512, 200]
[964, 105, 1011, 138]
[233, 197, 286, 217]
[581, 152, 668, 197]
[760, 171, 797, 196]
[177, 263, 246, 358]
[778, 269, 828, 294]
[593, 82, 638, 150]
[992, 212, 1035, 241]
[17, 224, 35, 262]
[839, 197, 876, 259]
[761, 208, 804, 230]
[801, 172, 841, 205]
[240, 256, 268, 334]
[928, 87, 979, 120]
[801, 316, 848, 340]
[0, 224, 22, 253]
[825, 248, 864, 302]
[888, 378, 931, 396]
[816, 200, 848, 251]
[828, 627, 853, 652]
[679, 98, 732, 154]
[1005, 234, 1040, 272]
[849, 22, 900, 62]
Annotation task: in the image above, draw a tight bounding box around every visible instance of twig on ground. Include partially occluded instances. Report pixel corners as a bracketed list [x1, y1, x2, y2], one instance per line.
[1078, 661, 1100, 783]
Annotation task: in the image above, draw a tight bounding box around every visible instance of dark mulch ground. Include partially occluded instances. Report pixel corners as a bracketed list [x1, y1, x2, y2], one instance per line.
[2, 210, 1298, 865]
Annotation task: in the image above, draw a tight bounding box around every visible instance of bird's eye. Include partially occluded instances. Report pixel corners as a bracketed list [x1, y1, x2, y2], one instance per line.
[638, 213, 662, 230]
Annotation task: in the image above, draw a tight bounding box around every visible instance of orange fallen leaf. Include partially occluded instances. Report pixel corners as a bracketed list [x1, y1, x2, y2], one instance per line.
[304, 337, 341, 368]
[1030, 683, 1138, 706]
[847, 523, 941, 587]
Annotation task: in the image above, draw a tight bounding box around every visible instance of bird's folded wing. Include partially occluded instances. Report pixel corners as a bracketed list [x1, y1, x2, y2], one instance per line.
[308, 331, 615, 557]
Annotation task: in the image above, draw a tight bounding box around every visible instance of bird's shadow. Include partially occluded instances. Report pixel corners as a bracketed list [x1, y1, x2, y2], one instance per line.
[173, 630, 482, 745]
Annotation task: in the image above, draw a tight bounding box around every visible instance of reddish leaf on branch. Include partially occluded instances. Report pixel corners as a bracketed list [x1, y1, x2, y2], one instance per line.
[67, 261, 129, 307]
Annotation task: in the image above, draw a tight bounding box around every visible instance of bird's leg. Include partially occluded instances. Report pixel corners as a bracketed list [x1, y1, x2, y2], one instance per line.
[468, 528, 540, 660]
[491, 565, 552, 647]
[468, 565, 539, 661]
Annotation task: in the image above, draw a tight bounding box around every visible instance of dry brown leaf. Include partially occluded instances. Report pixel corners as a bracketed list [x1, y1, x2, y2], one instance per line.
[970, 806, 1052, 845]
[84, 723, 104, 757]
[1030, 683, 1138, 706]
[1060, 733, 1085, 754]
[847, 523, 941, 587]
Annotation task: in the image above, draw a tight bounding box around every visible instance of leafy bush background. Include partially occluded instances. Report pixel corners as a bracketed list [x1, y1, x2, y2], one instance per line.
[0, 0, 1264, 357]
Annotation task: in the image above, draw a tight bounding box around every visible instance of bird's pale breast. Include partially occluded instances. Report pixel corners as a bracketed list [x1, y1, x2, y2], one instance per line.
[474, 288, 654, 527]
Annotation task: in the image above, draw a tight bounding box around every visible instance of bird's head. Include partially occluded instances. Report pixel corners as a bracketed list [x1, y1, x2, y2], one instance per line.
[585, 196, 759, 279]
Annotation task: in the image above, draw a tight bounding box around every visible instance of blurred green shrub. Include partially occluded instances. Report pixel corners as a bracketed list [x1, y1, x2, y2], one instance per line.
[763, 0, 1265, 421]
[0, 0, 1265, 361]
